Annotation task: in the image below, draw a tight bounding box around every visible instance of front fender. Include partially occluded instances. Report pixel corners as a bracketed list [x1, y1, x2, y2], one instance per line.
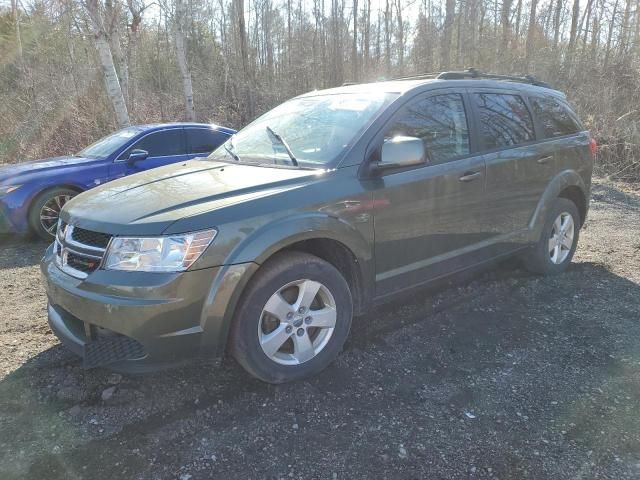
[198, 214, 374, 356]
[529, 169, 588, 238]
[226, 212, 372, 266]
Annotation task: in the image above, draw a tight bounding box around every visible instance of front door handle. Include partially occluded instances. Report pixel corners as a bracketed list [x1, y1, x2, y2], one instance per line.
[537, 155, 553, 165]
[459, 171, 482, 182]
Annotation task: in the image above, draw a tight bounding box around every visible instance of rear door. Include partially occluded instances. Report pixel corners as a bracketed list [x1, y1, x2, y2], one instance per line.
[115, 128, 190, 175]
[185, 127, 232, 158]
[371, 91, 489, 296]
[528, 95, 590, 185]
[471, 90, 555, 242]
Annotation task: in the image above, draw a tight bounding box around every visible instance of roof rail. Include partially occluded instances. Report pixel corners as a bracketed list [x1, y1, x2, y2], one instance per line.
[390, 72, 441, 81]
[436, 68, 554, 89]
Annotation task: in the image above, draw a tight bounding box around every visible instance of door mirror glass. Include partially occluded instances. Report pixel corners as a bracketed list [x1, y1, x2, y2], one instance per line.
[128, 149, 149, 163]
[378, 136, 425, 170]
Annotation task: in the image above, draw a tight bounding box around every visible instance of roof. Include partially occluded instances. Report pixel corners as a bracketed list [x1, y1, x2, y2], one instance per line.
[299, 69, 564, 99]
[133, 122, 236, 134]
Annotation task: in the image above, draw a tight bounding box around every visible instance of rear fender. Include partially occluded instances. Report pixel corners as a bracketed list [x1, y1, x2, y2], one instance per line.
[529, 170, 588, 238]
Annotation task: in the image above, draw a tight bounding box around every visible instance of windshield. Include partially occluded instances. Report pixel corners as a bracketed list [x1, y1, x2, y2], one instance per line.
[208, 92, 394, 167]
[78, 127, 142, 159]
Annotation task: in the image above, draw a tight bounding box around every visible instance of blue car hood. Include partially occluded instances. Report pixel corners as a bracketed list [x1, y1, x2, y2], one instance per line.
[0, 156, 100, 183]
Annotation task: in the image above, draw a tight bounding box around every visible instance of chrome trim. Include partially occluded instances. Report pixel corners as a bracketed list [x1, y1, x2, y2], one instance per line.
[114, 126, 186, 162]
[55, 225, 109, 280]
[65, 225, 108, 254]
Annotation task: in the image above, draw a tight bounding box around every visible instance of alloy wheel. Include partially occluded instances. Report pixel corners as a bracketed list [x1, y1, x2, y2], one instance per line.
[40, 194, 73, 236]
[548, 211, 575, 264]
[258, 279, 337, 365]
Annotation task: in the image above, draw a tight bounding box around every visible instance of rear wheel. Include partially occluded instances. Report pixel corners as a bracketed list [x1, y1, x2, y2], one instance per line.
[28, 187, 78, 241]
[230, 251, 353, 383]
[523, 197, 580, 275]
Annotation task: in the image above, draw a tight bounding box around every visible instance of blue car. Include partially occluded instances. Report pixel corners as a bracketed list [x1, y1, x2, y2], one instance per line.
[0, 122, 235, 240]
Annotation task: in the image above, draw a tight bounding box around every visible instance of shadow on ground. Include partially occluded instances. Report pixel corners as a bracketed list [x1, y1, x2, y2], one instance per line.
[1, 260, 640, 479]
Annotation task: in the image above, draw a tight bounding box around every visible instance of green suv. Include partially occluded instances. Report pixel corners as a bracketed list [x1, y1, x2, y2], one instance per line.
[41, 70, 595, 383]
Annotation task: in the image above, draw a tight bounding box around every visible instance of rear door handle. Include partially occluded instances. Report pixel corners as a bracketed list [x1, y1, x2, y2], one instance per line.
[459, 171, 482, 182]
[537, 155, 553, 165]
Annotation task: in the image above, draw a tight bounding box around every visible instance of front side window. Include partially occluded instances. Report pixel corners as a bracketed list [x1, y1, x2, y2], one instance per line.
[208, 92, 394, 167]
[385, 93, 470, 164]
[473, 93, 535, 150]
[120, 129, 186, 159]
[530, 96, 581, 138]
[187, 128, 230, 154]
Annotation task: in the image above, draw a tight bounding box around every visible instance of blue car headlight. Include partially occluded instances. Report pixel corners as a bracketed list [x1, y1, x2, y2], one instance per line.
[0, 185, 21, 197]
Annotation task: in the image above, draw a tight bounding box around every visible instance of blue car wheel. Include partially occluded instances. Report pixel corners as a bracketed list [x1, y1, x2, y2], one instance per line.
[28, 187, 78, 240]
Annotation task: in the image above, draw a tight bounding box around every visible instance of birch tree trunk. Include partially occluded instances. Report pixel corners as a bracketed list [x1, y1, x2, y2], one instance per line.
[84, 0, 130, 127]
[175, 0, 196, 121]
[11, 0, 23, 66]
[94, 32, 131, 127]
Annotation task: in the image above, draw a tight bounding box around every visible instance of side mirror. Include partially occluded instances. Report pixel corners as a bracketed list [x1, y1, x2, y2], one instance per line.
[377, 136, 425, 170]
[127, 149, 149, 164]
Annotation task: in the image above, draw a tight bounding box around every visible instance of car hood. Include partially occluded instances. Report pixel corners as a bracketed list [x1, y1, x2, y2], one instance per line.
[0, 156, 99, 183]
[61, 160, 322, 235]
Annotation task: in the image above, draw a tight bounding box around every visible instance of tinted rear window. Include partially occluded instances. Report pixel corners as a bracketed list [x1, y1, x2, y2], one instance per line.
[187, 128, 230, 154]
[473, 93, 535, 150]
[530, 96, 581, 138]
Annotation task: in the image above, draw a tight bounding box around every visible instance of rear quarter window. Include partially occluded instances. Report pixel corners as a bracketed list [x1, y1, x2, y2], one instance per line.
[186, 128, 230, 154]
[530, 96, 582, 138]
[472, 93, 535, 150]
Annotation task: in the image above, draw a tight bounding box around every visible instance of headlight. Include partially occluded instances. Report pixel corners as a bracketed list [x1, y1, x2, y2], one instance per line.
[103, 229, 217, 272]
[0, 185, 21, 197]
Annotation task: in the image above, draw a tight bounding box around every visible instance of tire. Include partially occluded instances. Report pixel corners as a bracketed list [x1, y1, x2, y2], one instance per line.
[230, 251, 353, 384]
[28, 187, 78, 241]
[522, 197, 581, 275]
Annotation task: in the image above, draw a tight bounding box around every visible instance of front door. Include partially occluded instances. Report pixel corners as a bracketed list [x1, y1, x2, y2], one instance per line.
[110, 128, 190, 179]
[371, 92, 489, 297]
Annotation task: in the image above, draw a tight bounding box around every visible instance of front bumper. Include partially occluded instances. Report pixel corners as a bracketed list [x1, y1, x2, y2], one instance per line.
[41, 244, 258, 372]
[0, 195, 30, 235]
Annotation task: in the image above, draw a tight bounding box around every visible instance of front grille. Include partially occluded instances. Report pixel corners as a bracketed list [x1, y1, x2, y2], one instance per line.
[56, 224, 110, 279]
[67, 251, 101, 274]
[71, 226, 111, 249]
[83, 336, 146, 369]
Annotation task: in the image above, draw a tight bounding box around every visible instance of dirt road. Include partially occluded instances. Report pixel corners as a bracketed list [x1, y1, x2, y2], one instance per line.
[1, 179, 639, 480]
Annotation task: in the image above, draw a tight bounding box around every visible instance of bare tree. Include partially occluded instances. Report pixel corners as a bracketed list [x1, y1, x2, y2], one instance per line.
[525, 0, 539, 69]
[11, 0, 23, 66]
[441, 0, 455, 68]
[174, 0, 196, 121]
[83, 0, 130, 127]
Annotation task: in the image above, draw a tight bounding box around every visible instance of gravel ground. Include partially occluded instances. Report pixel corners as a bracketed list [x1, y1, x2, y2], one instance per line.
[1, 178, 640, 480]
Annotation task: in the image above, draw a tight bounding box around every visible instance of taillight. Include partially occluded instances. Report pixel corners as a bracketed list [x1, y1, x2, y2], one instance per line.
[589, 136, 598, 156]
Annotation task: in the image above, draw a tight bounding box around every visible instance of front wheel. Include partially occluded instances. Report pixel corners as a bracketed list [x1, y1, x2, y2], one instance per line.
[230, 251, 353, 384]
[522, 197, 581, 275]
[28, 187, 78, 241]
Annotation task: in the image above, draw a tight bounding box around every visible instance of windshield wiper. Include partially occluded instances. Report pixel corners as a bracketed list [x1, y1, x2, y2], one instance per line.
[265, 126, 299, 167]
[223, 139, 240, 162]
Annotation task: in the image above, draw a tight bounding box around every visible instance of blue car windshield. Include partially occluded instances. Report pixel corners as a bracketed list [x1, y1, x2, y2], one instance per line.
[208, 92, 395, 167]
[78, 127, 142, 159]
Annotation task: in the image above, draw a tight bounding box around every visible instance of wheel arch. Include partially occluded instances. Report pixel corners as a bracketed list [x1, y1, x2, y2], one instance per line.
[529, 170, 589, 236]
[227, 214, 374, 316]
[202, 218, 374, 359]
[28, 183, 84, 212]
[26, 184, 85, 234]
